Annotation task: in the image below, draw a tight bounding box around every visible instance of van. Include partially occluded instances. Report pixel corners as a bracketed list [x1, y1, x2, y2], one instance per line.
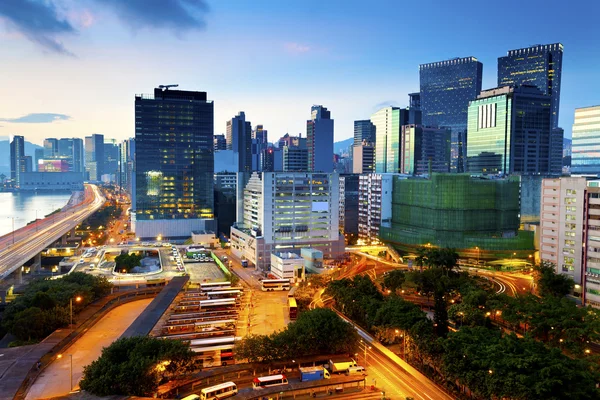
[181, 395, 200, 400]
[346, 366, 366, 375]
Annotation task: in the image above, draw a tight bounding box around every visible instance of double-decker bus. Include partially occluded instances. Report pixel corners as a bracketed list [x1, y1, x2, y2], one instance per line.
[288, 297, 298, 320]
[252, 374, 289, 390]
[199, 381, 238, 400]
[207, 290, 242, 300]
[261, 279, 291, 291]
[200, 282, 232, 292]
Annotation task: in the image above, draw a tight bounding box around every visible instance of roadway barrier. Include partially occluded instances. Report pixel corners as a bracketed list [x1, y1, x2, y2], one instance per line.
[211, 252, 232, 278]
[14, 288, 161, 400]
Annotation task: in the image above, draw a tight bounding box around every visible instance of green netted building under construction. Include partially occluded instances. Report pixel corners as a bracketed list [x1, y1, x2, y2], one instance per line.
[379, 174, 534, 258]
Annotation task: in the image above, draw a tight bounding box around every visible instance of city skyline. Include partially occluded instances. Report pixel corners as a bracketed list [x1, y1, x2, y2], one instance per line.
[1, 0, 599, 145]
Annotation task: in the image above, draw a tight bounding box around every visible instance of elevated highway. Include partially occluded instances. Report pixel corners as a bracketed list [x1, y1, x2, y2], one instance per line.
[0, 184, 105, 282]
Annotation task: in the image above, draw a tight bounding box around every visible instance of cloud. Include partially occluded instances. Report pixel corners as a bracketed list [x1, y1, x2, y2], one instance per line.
[92, 0, 208, 32]
[0, 0, 76, 55]
[0, 113, 71, 123]
[284, 42, 311, 55]
[373, 100, 399, 110]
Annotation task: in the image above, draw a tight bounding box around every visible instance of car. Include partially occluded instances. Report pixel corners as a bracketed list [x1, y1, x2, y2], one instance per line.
[89, 263, 95, 268]
[78, 259, 85, 264]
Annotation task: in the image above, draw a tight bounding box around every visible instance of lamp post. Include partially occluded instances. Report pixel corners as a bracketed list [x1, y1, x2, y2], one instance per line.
[70, 296, 82, 327]
[359, 340, 371, 366]
[475, 247, 479, 264]
[69, 354, 73, 392]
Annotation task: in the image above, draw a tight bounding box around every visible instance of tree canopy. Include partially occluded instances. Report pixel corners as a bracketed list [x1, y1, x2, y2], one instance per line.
[535, 261, 575, 297]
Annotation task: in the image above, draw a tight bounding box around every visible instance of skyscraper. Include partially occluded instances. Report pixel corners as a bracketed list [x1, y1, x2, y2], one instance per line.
[226, 112, 252, 173]
[353, 120, 375, 146]
[498, 43, 563, 128]
[252, 125, 268, 171]
[85, 134, 104, 181]
[133, 86, 214, 238]
[43, 138, 58, 158]
[420, 57, 483, 172]
[307, 105, 334, 172]
[401, 125, 451, 175]
[57, 138, 84, 172]
[213, 134, 226, 151]
[103, 139, 119, 183]
[571, 105, 600, 175]
[466, 85, 558, 176]
[371, 107, 421, 173]
[10, 135, 25, 187]
[34, 148, 44, 172]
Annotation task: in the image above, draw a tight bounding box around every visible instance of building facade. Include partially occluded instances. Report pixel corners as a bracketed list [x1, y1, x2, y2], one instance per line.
[213, 134, 227, 151]
[226, 112, 252, 173]
[498, 43, 563, 128]
[352, 144, 375, 174]
[43, 138, 58, 158]
[371, 107, 421, 173]
[230, 172, 344, 271]
[340, 174, 359, 235]
[10, 135, 25, 187]
[307, 105, 334, 172]
[353, 120, 375, 146]
[85, 134, 104, 181]
[133, 87, 215, 239]
[401, 125, 451, 175]
[420, 57, 483, 172]
[571, 106, 600, 175]
[283, 146, 308, 172]
[358, 173, 396, 243]
[270, 252, 305, 283]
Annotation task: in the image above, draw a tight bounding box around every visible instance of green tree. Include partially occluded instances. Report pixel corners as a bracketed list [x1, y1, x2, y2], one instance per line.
[382, 270, 405, 293]
[80, 336, 194, 396]
[535, 261, 574, 297]
[115, 253, 143, 272]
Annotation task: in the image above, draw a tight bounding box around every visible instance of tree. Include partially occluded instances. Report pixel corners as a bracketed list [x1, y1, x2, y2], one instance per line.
[382, 270, 405, 293]
[535, 261, 574, 297]
[115, 253, 143, 272]
[80, 336, 195, 396]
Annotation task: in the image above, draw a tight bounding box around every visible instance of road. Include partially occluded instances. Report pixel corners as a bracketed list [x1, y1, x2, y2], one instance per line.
[25, 298, 152, 400]
[0, 184, 105, 280]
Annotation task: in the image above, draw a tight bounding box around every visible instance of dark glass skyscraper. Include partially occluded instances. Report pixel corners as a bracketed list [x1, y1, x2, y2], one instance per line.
[307, 105, 334, 172]
[420, 57, 483, 172]
[498, 43, 563, 128]
[226, 112, 252, 173]
[353, 120, 375, 146]
[85, 134, 104, 181]
[134, 87, 214, 238]
[10, 135, 25, 187]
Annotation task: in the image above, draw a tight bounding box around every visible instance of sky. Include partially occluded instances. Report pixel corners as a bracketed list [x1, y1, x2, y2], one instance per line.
[0, 0, 599, 145]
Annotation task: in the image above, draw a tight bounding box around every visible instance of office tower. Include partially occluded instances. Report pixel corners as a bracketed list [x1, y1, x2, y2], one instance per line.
[43, 138, 58, 158]
[352, 144, 375, 174]
[466, 85, 559, 176]
[401, 125, 451, 175]
[252, 125, 268, 144]
[498, 43, 563, 128]
[251, 125, 268, 171]
[213, 134, 226, 151]
[34, 148, 44, 172]
[230, 172, 344, 271]
[22, 156, 32, 174]
[262, 146, 283, 172]
[572, 106, 600, 175]
[307, 105, 334, 172]
[339, 174, 359, 235]
[214, 172, 237, 237]
[409, 92, 421, 110]
[278, 133, 307, 149]
[353, 120, 375, 146]
[10, 135, 26, 188]
[371, 107, 421, 173]
[420, 57, 483, 172]
[85, 134, 104, 181]
[133, 87, 214, 238]
[118, 138, 135, 191]
[57, 138, 84, 173]
[226, 112, 252, 173]
[283, 146, 309, 172]
[103, 139, 119, 182]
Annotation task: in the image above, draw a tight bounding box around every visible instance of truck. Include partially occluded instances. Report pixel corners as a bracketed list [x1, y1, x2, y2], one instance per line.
[299, 366, 331, 382]
[327, 357, 357, 374]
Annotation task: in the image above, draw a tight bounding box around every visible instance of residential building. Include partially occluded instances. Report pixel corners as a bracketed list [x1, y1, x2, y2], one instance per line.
[340, 174, 359, 235]
[307, 105, 334, 172]
[401, 125, 450, 175]
[498, 43, 563, 128]
[213, 134, 227, 151]
[85, 134, 104, 181]
[133, 87, 215, 239]
[226, 111, 252, 173]
[358, 173, 397, 243]
[379, 174, 534, 258]
[352, 143, 375, 174]
[371, 106, 421, 173]
[466, 85, 560, 176]
[230, 172, 344, 271]
[10, 135, 25, 188]
[420, 57, 483, 172]
[353, 120, 375, 146]
[571, 106, 600, 175]
[43, 138, 58, 158]
[270, 252, 305, 283]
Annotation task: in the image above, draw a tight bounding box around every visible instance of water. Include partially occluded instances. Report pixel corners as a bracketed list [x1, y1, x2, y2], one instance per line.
[0, 191, 74, 237]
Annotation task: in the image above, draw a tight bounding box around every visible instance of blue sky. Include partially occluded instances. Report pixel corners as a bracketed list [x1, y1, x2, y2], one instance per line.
[0, 0, 598, 144]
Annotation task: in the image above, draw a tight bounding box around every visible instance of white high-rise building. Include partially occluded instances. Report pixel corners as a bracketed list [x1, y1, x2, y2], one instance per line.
[358, 173, 403, 244]
[230, 172, 344, 271]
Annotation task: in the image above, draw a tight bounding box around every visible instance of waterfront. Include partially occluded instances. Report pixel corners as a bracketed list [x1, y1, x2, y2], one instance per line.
[0, 191, 73, 237]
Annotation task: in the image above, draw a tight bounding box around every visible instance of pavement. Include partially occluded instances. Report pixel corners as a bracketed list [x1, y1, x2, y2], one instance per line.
[25, 298, 153, 400]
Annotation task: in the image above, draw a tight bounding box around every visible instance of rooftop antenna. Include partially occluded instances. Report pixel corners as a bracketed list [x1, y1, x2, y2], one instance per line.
[159, 84, 179, 90]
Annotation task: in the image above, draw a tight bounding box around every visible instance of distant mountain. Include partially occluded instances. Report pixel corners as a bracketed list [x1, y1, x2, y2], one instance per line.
[334, 138, 353, 155]
[0, 140, 43, 171]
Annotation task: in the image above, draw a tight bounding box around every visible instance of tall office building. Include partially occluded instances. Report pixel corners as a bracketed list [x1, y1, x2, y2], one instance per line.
[420, 57, 483, 172]
[226, 112, 252, 173]
[283, 145, 309, 171]
[133, 87, 215, 238]
[307, 105, 334, 172]
[498, 43, 563, 128]
[401, 125, 451, 175]
[103, 139, 119, 182]
[252, 125, 268, 144]
[353, 120, 375, 146]
[85, 134, 104, 181]
[34, 148, 44, 172]
[10, 135, 25, 188]
[352, 144, 375, 174]
[571, 106, 600, 175]
[43, 138, 58, 158]
[408, 92, 421, 110]
[57, 138, 84, 173]
[118, 139, 134, 191]
[371, 107, 421, 173]
[213, 134, 227, 151]
[251, 125, 268, 171]
[466, 85, 559, 176]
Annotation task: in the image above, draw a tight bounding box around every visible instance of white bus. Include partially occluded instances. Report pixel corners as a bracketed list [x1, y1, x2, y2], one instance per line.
[261, 279, 291, 291]
[199, 382, 237, 400]
[189, 336, 237, 348]
[207, 290, 242, 300]
[199, 298, 237, 309]
[200, 282, 232, 292]
[252, 374, 289, 390]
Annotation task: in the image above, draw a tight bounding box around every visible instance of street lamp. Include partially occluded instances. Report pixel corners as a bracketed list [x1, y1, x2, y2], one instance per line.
[70, 296, 82, 327]
[359, 340, 372, 366]
[475, 247, 480, 264]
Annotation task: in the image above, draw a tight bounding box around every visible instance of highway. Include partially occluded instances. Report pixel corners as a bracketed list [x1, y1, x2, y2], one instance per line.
[0, 184, 105, 281]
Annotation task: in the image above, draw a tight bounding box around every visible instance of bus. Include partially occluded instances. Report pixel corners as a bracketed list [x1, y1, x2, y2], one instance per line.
[261, 279, 291, 291]
[207, 290, 242, 300]
[288, 297, 298, 320]
[189, 336, 237, 348]
[199, 382, 238, 400]
[288, 286, 298, 298]
[200, 282, 232, 292]
[252, 374, 289, 390]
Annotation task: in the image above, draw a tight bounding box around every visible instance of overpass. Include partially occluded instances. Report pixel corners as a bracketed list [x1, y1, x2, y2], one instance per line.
[0, 184, 105, 283]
